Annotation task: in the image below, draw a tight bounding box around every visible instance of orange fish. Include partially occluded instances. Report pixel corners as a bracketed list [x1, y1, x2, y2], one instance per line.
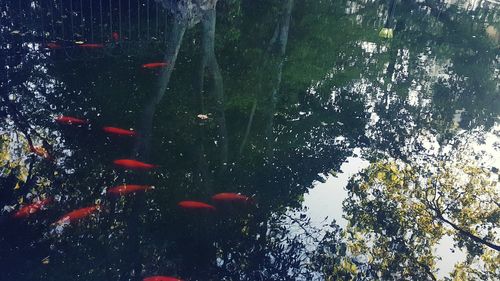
[13, 198, 53, 219]
[55, 116, 88, 125]
[29, 145, 52, 160]
[178, 201, 216, 211]
[103, 126, 137, 137]
[55, 205, 100, 225]
[211, 193, 253, 204]
[107, 184, 154, 196]
[113, 159, 158, 170]
[46, 42, 61, 49]
[141, 62, 168, 69]
[112, 32, 120, 41]
[79, 43, 104, 49]
[143, 276, 183, 281]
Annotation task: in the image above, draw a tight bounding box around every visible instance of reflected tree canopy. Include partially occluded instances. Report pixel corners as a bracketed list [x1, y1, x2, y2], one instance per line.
[0, 0, 499, 280]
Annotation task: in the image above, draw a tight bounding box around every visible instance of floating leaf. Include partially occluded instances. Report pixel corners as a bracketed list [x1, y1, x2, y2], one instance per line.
[41, 256, 50, 264]
[18, 165, 29, 182]
[197, 114, 209, 120]
[379, 27, 394, 39]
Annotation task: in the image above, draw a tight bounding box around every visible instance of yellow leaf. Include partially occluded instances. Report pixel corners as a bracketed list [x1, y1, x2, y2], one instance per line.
[379, 27, 394, 39]
[14, 182, 21, 190]
[18, 166, 29, 182]
[391, 174, 398, 182]
[0, 149, 10, 162]
[41, 256, 50, 264]
[350, 262, 358, 273]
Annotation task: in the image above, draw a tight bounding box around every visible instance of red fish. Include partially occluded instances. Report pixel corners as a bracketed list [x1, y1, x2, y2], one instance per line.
[143, 276, 182, 281]
[107, 184, 154, 196]
[13, 198, 53, 219]
[178, 201, 216, 211]
[112, 32, 120, 41]
[103, 126, 137, 137]
[55, 116, 88, 125]
[55, 205, 100, 225]
[211, 193, 253, 204]
[142, 62, 168, 69]
[29, 145, 52, 160]
[113, 159, 158, 170]
[79, 43, 104, 49]
[46, 42, 61, 49]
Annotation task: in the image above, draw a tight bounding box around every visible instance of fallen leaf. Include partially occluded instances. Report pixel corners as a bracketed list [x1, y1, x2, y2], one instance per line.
[197, 114, 209, 120]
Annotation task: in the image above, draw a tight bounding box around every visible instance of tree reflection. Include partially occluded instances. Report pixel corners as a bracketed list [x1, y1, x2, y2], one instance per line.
[326, 153, 499, 280]
[198, 4, 228, 170]
[0, 0, 498, 281]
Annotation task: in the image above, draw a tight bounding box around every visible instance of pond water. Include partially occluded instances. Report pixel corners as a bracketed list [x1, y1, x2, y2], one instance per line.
[1, 0, 499, 280]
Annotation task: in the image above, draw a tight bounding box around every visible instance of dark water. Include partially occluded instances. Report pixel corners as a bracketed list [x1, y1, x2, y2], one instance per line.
[1, 0, 499, 280]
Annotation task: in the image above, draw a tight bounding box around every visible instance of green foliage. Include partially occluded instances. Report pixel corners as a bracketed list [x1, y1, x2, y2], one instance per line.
[318, 159, 500, 280]
[0, 132, 30, 184]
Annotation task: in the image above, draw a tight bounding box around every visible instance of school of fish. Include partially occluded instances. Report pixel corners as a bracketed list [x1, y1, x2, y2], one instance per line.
[9, 33, 256, 280]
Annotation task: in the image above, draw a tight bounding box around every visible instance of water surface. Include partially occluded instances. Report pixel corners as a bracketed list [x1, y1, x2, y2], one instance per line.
[1, 0, 499, 280]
